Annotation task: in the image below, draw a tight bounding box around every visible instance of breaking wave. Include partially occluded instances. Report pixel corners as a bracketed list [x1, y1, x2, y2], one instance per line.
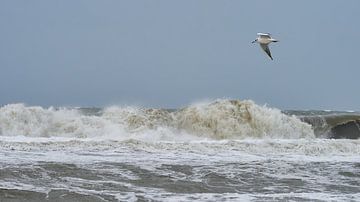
[0, 100, 314, 140]
[299, 113, 360, 139]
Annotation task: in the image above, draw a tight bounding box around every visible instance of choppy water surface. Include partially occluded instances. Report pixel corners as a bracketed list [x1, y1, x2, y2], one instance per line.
[1, 100, 360, 201]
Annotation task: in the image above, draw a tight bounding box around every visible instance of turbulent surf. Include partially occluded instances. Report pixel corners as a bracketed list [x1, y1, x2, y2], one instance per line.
[0, 99, 359, 201]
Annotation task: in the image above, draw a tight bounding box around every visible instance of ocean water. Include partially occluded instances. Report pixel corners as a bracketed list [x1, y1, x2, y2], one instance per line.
[0, 99, 359, 201]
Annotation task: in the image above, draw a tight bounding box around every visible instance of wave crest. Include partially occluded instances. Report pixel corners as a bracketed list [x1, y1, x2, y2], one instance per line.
[0, 100, 315, 140]
[175, 100, 314, 139]
[0, 104, 120, 138]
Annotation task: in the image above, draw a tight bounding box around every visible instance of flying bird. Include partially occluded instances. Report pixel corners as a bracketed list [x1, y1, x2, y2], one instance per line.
[252, 33, 278, 60]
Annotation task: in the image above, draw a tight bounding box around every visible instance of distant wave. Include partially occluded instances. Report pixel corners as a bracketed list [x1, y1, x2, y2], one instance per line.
[300, 114, 360, 139]
[0, 100, 314, 141]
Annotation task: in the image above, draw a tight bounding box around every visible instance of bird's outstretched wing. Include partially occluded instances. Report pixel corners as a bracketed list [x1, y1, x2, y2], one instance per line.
[257, 33, 271, 39]
[260, 44, 273, 60]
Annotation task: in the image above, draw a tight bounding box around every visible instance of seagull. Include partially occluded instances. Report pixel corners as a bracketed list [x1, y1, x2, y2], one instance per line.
[252, 33, 278, 60]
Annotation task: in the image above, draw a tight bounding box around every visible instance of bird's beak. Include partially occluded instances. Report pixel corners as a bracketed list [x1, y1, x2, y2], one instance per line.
[251, 40, 256, 43]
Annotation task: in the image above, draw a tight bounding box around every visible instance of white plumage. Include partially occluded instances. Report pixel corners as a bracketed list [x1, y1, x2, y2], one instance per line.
[252, 33, 278, 60]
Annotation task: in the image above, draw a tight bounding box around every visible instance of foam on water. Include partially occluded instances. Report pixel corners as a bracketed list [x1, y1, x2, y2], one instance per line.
[1, 100, 359, 163]
[0, 103, 122, 138]
[1, 100, 359, 201]
[1, 139, 359, 201]
[3, 100, 359, 159]
[1, 138, 360, 164]
[120, 192, 360, 202]
[0, 100, 314, 141]
[175, 100, 313, 139]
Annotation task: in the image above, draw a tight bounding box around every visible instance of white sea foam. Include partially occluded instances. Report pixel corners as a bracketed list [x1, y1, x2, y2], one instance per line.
[1, 139, 360, 164]
[0, 103, 124, 138]
[175, 99, 314, 139]
[0, 101, 358, 161]
[0, 100, 314, 141]
[1, 101, 358, 202]
[134, 192, 360, 202]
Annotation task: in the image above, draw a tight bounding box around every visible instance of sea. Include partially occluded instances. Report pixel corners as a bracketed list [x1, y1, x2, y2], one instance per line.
[0, 99, 359, 202]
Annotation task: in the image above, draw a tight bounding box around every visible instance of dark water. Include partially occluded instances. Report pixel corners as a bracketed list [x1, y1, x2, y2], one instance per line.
[284, 110, 360, 139]
[1, 145, 360, 202]
[1, 139, 360, 202]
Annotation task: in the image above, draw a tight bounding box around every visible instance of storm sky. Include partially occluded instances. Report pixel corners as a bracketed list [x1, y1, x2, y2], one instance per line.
[1, 0, 359, 110]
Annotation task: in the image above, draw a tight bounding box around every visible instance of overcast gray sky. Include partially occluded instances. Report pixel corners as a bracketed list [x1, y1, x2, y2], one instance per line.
[1, 0, 359, 110]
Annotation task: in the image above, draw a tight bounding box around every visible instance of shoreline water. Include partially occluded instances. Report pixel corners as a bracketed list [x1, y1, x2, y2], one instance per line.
[1, 99, 359, 201]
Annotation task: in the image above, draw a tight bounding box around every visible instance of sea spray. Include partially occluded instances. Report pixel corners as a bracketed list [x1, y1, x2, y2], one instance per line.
[1, 101, 360, 201]
[175, 100, 314, 139]
[0, 100, 315, 140]
[0, 103, 122, 138]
